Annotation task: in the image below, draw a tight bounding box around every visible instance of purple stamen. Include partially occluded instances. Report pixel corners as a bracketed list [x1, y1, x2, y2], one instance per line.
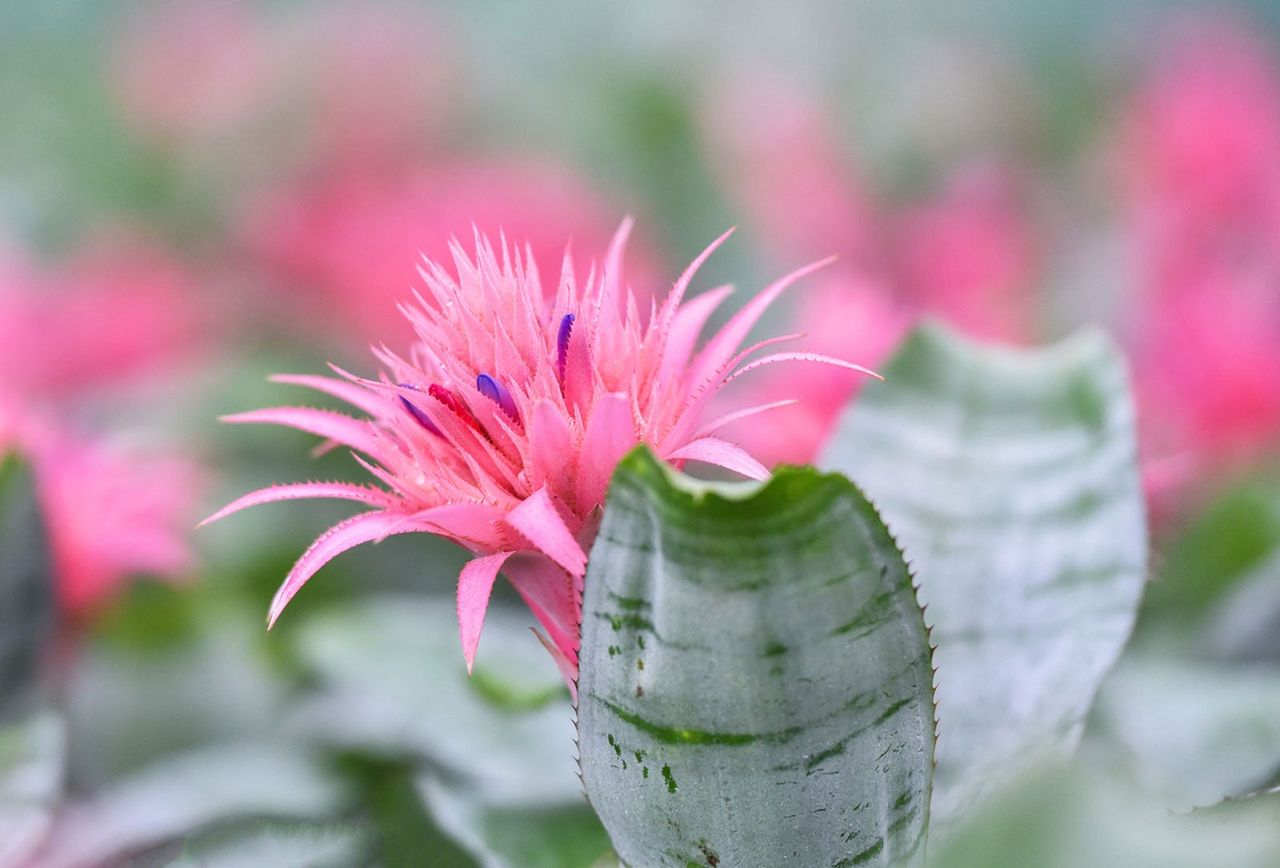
[397, 383, 441, 435]
[476, 373, 520, 422]
[556, 313, 575, 381]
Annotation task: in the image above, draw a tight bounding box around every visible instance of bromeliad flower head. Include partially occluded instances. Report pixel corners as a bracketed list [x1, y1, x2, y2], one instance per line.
[207, 221, 873, 685]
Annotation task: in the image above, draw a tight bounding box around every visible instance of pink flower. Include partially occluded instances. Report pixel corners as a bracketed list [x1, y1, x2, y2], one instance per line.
[702, 78, 877, 265]
[110, 0, 451, 165]
[0, 238, 205, 617]
[110, 0, 268, 148]
[891, 162, 1040, 343]
[1132, 259, 1280, 477]
[1119, 15, 1280, 234]
[270, 0, 455, 167]
[208, 223, 871, 685]
[241, 162, 663, 351]
[0, 240, 201, 402]
[0, 408, 200, 618]
[713, 270, 907, 467]
[1110, 15, 1280, 507]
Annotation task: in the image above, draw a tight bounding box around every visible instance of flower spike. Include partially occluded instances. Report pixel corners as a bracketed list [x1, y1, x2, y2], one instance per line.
[209, 223, 874, 685]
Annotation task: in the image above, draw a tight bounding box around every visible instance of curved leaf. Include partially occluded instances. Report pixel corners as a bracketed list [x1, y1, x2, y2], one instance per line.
[577, 448, 935, 868]
[33, 741, 348, 868]
[0, 710, 64, 868]
[1093, 659, 1280, 808]
[822, 322, 1147, 824]
[419, 777, 611, 868]
[0, 455, 55, 723]
[292, 597, 582, 805]
[938, 765, 1280, 868]
[174, 822, 367, 868]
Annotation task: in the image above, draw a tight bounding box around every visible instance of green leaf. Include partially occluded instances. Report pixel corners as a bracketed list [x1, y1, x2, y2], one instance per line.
[292, 596, 604, 864]
[577, 448, 935, 868]
[65, 611, 291, 786]
[0, 710, 64, 867]
[33, 741, 349, 867]
[822, 322, 1147, 824]
[0, 454, 55, 721]
[936, 764, 1280, 868]
[1145, 484, 1280, 621]
[291, 596, 582, 805]
[172, 821, 367, 868]
[357, 760, 477, 868]
[1201, 545, 1280, 662]
[420, 777, 612, 868]
[1092, 659, 1280, 808]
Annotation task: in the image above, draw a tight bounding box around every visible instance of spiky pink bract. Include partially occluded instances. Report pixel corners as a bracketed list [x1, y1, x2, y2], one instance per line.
[211, 222, 872, 686]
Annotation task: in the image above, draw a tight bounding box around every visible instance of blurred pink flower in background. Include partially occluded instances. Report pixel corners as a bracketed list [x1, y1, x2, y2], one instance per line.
[891, 162, 1041, 343]
[272, 0, 455, 168]
[1116, 14, 1280, 499]
[704, 77, 877, 265]
[714, 271, 908, 466]
[209, 225, 872, 686]
[1130, 257, 1280, 487]
[702, 78, 1040, 464]
[241, 161, 663, 351]
[0, 238, 205, 618]
[111, 0, 452, 169]
[0, 239, 202, 402]
[111, 0, 268, 149]
[1119, 16, 1280, 238]
[4, 414, 199, 618]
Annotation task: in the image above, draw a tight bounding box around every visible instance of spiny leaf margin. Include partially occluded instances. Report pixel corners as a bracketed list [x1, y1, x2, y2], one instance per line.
[577, 447, 936, 868]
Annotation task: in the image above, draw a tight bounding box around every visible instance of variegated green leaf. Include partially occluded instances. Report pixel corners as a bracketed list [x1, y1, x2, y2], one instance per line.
[0, 711, 64, 868]
[822, 322, 1147, 825]
[0, 454, 55, 722]
[577, 449, 935, 868]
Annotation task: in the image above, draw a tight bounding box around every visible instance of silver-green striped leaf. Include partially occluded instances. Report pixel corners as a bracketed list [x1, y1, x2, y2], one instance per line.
[0, 454, 54, 722]
[822, 322, 1147, 825]
[577, 448, 935, 868]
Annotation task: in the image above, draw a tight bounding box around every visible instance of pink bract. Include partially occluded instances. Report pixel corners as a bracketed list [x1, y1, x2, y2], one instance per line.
[0, 407, 200, 618]
[713, 270, 908, 467]
[892, 163, 1040, 344]
[241, 162, 662, 351]
[1119, 15, 1280, 234]
[0, 239, 205, 618]
[209, 223, 873, 687]
[0, 241, 201, 402]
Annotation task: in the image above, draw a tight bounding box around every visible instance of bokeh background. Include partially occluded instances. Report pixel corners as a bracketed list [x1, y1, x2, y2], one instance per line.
[3, 1, 1280, 865]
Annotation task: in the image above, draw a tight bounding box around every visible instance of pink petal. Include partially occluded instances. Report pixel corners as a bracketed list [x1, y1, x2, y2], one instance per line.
[693, 399, 799, 439]
[502, 554, 579, 655]
[200, 481, 396, 526]
[600, 217, 634, 311]
[532, 627, 579, 696]
[269, 373, 385, 417]
[505, 486, 587, 576]
[723, 351, 881, 384]
[528, 399, 573, 490]
[668, 437, 770, 480]
[575, 392, 636, 511]
[409, 502, 507, 550]
[685, 257, 834, 389]
[656, 333, 803, 455]
[221, 407, 381, 456]
[657, 285, 734, 385]
[457, 552, 514, 673]
[654, 228, 736, 336]
[268, 511, 409, 626]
